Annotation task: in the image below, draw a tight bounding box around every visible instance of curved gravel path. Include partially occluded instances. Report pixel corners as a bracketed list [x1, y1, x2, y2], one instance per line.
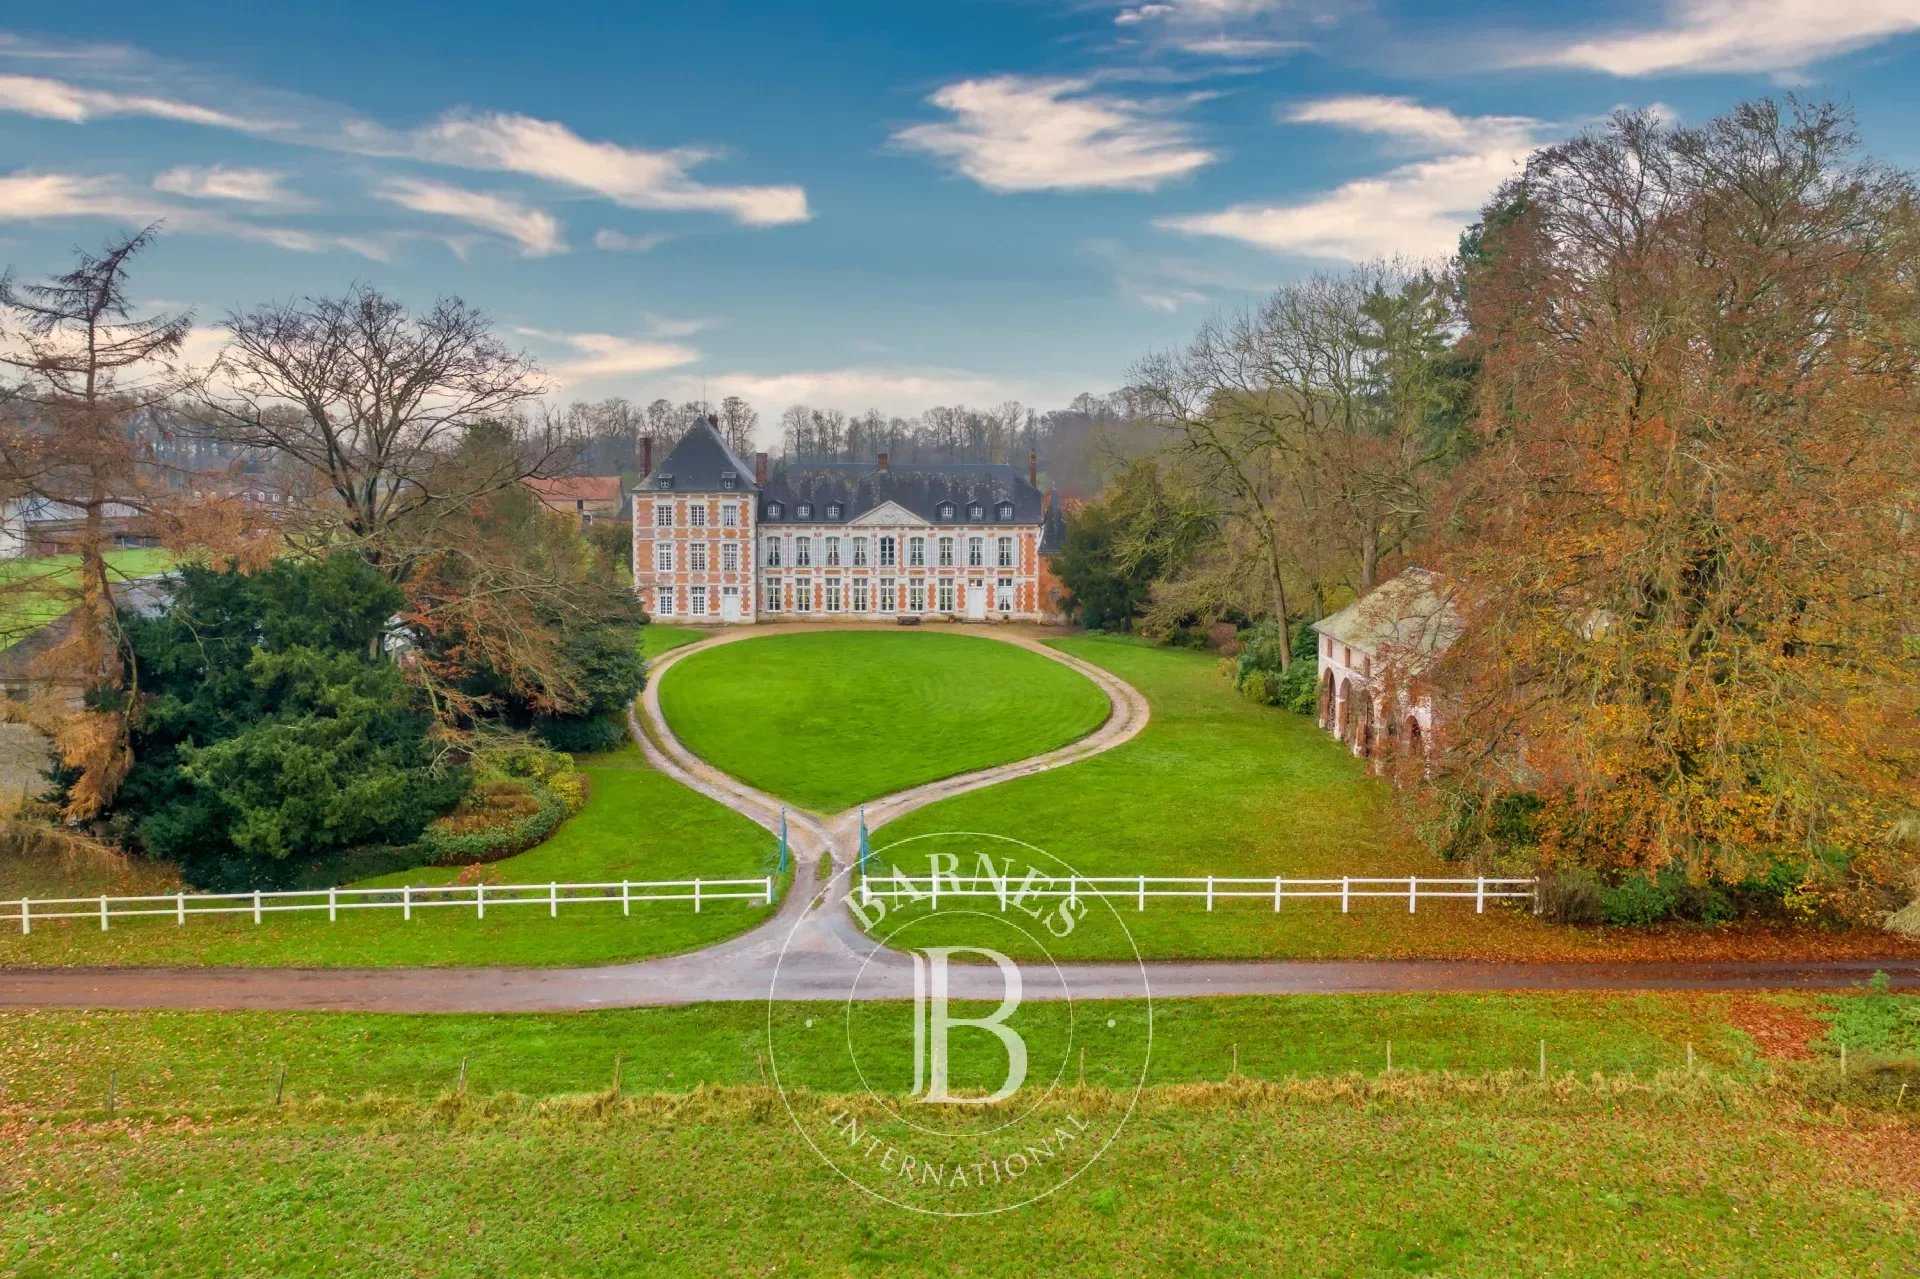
[3, 623, 1916, 1011]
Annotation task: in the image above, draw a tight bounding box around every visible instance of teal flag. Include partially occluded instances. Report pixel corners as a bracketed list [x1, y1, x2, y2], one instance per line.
[777, 809, 789, 875]
[858, 807, 871, 877]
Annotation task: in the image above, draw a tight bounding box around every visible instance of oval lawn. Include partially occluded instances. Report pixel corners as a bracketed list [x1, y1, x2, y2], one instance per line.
[656, 629, 1110, 812]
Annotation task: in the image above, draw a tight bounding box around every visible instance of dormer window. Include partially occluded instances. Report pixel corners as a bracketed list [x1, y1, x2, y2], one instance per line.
[767, 501, 783, 518]
[968, 502, 983, 519]
[720, 472, 737, 490]
[997, 502, 1014, 520]
[655, 474, 675, 490]
[938, 502, 955, 520]
[797, 503, 813, 519]
[828, 502, 844, 519]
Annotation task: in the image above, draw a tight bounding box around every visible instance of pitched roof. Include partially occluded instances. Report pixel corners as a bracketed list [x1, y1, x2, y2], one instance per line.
[526, 475, 624, 505]
[1312, 568, 1461, 662]
[760, 462, 1045, 526]
[637, 418, 757, 494]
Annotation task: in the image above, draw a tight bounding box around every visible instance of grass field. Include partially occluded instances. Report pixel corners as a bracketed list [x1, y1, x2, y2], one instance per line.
[864, 637, 1919, 964]
[0, 744, 781, 968]
[2, 993, 1914, 1277]
[0, 548, 175, 646]
[657, 629, 1110, 812]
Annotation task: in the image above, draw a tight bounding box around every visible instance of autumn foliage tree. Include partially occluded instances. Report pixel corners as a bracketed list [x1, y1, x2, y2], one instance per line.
[1427, 100, 1920, 917]
[0, 228, 193, 817]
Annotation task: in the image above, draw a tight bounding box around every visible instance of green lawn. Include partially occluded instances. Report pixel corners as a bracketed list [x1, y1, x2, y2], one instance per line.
[657, 629, 1110, 812]
[0, 993, 1776, 1113]
[861, 635, 1575, 961]
[0, 548, 176, 647]
[2, 990, 1914, 1278]
[0, 744, 781, 968]
[640, 622, 705, 662]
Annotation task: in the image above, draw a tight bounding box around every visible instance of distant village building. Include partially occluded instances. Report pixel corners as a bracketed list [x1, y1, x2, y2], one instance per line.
[525, 475, 625, 527]
[1312, 567, 1460, 766]
[631, 415, 1068, 624]
[0, 498, 149, 558]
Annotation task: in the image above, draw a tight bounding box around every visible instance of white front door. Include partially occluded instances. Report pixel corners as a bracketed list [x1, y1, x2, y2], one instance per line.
[965, 580, 987, 620]
[720, 586, 742, 622]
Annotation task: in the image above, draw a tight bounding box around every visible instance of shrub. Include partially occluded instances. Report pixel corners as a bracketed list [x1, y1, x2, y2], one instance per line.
[1238, 670, 1278, 706]
[1600, 873, 1681, 926]
[416, 777, 569, 866]
[535, 712, 627, 754]
[1536, 866, 1606, 924]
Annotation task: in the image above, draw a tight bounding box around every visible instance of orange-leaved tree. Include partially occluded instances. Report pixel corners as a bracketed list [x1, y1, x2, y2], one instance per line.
[1427, 100, 1920, 918]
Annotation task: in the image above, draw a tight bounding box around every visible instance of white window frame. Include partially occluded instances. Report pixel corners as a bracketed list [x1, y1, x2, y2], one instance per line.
[909, 537, 925, 567]
[852, 537, 869, 567]
[908, 579, 926, 611]
[825, 577, 842, 612]
[795, 579, 813, 612]
[826, 537, 841, 567]
[689, 542, 708, 573]
[796, 536, 812, 568]
[690, 585, 708, 616]
[879, 536, 897, 567]
[766, 579, 783, 611]
[722, 505, 739, 529]
[938, 537, 954, 567]
[937, 579, 954, 611]
[996, 577, 1013, 611]
[766, 539, 782, 567]
[968, 537, 984, 568]
[722, 542, 739, 573]
[655, 543, 674, 574]
[997, 536, 1014, 568]
[654, 503, 673, 528]
[852, 578, 869, 612]
[656, 586, 675, 616]
[689, 504, 708, 528]
[879, 577, 896, 612]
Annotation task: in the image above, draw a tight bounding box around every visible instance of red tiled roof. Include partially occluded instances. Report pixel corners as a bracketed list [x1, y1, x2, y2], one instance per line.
[525, 475, 624, 504]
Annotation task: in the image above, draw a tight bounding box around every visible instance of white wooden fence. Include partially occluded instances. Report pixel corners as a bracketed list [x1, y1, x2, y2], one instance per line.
[4, 877, 775, 935]
[857, 873, 1538, 914]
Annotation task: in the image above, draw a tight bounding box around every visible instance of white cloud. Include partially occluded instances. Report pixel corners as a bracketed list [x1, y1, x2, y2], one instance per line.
[152, 164, 301, 205]
[1161, 97, 1539, 261]
[522, 329, 702, 385]
[1526, 0, 1920, 76]
[666, 367, 1011, 415]
[374, 177, 563, 256]
[893, 76, 1215, 193]
[1112, 1, 1325, 57]
[593, 228, 670, 253]
[414, 112, 808, 226]
[0, 170, 140, 220]
[0, 72, 263, 130]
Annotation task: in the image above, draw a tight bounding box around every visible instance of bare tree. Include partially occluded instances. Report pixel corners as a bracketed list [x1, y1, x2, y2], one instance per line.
[190, 285, 550, 580]
[717, 395, 758, 454]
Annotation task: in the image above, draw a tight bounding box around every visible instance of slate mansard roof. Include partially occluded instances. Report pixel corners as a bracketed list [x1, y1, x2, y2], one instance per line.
[759, 462, 1044, 527]
[637, 417, 758, 494]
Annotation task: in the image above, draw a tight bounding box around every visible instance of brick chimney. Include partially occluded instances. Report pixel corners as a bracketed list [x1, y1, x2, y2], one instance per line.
[1028, 448, 1038, 489]
[641, 436, 654, 476]
[876, 450, 890, 473]
[754, 451, 769, 486]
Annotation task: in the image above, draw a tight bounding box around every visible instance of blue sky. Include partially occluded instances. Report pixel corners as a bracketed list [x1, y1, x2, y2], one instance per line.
[3, 1, 1918, 437]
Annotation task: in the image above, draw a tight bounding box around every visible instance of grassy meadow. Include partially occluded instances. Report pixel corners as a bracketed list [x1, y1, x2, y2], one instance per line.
[657, 629, 1110, 812]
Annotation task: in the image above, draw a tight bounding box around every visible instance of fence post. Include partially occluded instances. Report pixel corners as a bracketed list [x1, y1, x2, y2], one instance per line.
[549, 882, 558, 919]
[1408, 878, 1418, 914]
[931, 874, 939, 909]
[1341, 877, 1350, 914]
[1274, 876, 1282, 912]
[476, 882, 485, 920]
[18, 898, 27, 936]
[253, 890, 262, 925]
[1138, 874, 1145, 912]
[327, 886, 337, 922]
[764, 875, 773, 906]
[177, 891, 186, 926]
[1475, 876, 1485, 914]
[694, 878, 703, 913]
[1206, 876, 1215, 912]
[100, 895, 109, 931]
[1532, 879, 1543, 915]
[622, 880, 631, 917]
[403, 886, 412, 922]
[1068, 875, 1077, 911]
